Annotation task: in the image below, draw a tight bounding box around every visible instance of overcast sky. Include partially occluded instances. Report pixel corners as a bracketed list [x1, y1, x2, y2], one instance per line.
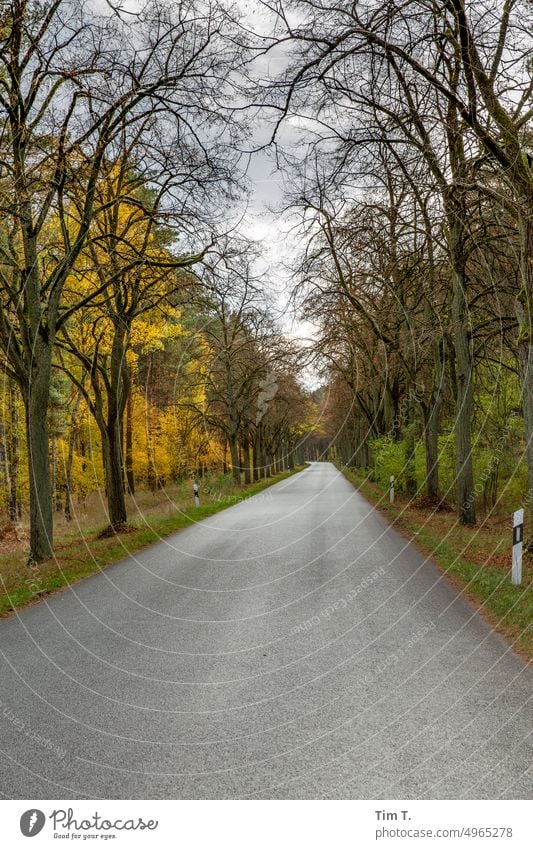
[233, 11, 316, 346]
[91, 0, 319, 372]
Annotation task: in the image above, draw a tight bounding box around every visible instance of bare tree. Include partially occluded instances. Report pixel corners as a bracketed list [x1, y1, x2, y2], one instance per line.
[261, 0, 532, 522]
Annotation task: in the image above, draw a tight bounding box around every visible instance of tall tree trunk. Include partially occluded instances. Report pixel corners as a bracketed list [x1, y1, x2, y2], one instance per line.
[288, 445, 295, 470]
[229, 431, 240, 484]
[443, 97, 476, 525]
[243, 440, 251, 484]
[253, 427, 261, 481]
[103, 419, 127, 526]
[448, 202, 475, 524]
[387, 381, 401, 441]
[125, 385, 135, 495]
[0, 383, 17, 519]
[423, 400, 440, 500]
[222, 438, 228, 474]
[8, 410, 19, 520]
[145, 355, 157, 492]
[419, 327, 443, 502]
[517, 209, 533, 540]
[259, 433, 266, 478]
[50, 434, 57, 513]
[404, 401, 417, 497]
[0, 418, 7, 516]
[146, 429, 157, 492]
[100, 323, 130, 526]
[24, 349, 53, 562]
[65, 388, 83, 522]
[419, 282, 443, 501]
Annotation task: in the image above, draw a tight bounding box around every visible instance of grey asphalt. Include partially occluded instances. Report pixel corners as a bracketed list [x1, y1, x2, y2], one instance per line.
[0, 462, 531, 799]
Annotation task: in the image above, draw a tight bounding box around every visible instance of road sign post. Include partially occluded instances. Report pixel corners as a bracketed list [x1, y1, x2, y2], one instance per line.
[512, 508, 523, 585]
[193, 482, 200, 507]
[390, 475, 395, 503]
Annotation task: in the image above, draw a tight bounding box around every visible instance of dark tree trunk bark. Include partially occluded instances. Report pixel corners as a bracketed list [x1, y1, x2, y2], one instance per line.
[253, 427, 262, 481]
[102, 419, 127, 526]
[125, 385, 135, 495]
[252, 442, 260, 481]
[97, 323, 130, 526]
[243, 440, 251, 484]
[6, 382, 20, 522]
[50, 434, 57, 513]
[0, 420, 7, 515]
[517, 209, 533, 540]
[404, 400, 417, 497]
[222, 438, 228, 474]
[229, 432, 240, 484]
[259, 432, 266, 479]
[448, 202, 475, 524]
[23, 349, 53, 561]
[146, 428, 157, 492]
[65, 388, 83, 523]
[443, 102, 476, 525]
[423, 401, 440, 500]
[145, 354, 157, 492]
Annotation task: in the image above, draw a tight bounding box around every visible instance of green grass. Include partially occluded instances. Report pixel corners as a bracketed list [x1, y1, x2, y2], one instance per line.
[0, 467, 304, 617]
[341, 466, 533, 660]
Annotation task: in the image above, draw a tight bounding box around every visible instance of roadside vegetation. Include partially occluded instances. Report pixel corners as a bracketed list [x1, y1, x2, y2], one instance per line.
[341, 467, 533, 660]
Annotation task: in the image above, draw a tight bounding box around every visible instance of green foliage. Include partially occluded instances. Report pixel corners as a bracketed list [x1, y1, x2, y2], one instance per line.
[342, 467, 533, 658]
[435, 430, 457, 499]
[370, 436, 412, 491]
[471, 413, 527, 515]
[370, 412, 528, 514]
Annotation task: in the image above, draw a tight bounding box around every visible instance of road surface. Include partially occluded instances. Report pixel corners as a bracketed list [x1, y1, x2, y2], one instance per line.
[0, 463, 530, 798]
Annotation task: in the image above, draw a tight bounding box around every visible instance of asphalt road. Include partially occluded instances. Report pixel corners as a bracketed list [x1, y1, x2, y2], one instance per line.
[0, 462, 530, 799]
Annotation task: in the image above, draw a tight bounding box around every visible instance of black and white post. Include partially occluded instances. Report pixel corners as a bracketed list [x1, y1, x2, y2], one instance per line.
[390, 475, 395, 504]
[512, 508, 523, 586]
[193, 482, 200, 508]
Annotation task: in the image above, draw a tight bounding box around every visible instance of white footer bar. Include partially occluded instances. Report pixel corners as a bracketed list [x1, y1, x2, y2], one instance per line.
[2, 799, 531, 848]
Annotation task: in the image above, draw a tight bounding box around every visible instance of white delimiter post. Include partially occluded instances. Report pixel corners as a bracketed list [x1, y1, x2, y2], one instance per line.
[193, 482, 200, 507]
[512, 508, 524, 586]
[390, 475, 395, 504]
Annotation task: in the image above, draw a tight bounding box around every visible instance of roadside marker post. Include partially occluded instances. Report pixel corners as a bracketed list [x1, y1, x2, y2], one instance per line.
[193, 482, 200, 507]
[512, 508, 524, 585]
[390, 475, 395, 503]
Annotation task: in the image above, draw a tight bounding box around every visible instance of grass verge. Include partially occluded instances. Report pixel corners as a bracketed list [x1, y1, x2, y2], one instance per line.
[0, 467, 304, 618]
[341, 467, 532, 661]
